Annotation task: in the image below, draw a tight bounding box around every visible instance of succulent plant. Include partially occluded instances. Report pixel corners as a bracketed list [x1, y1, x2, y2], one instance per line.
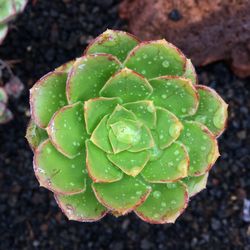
[26, 30, 228, 224]
[0, 0, 28, 44]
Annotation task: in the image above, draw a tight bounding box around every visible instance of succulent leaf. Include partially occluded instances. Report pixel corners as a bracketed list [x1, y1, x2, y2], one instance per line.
[186, 85, 228, 137]
[178, 121, 219, 176]
[183, 59, 197, 84]
[92, 175, 151, 214]
[183, 173, 208, 197]
[0, 0, 15, 24]
[0, 87, 8, 104]
[123, 100, 156, 129]
[0, 0, 27, 44]
[84, 97, 121, 134]
[47, 102, 87, 158]
[107, 150, 150, 177]
[141, 142, 189, 182]
[124, 40, 186, 79]
[149, 77, 198, 117]
[107, 104, 137, 125]
[26, 120, 48, 151]
[86, 140, 123, 183]
[155, 107, 183, 149]
[100, 68, 153, 102]
[108, 129, 131, 154]
[34, 140, 87, 194]
[0, 108, 13, 124]
[128, 124, 154, 152]
[135, 182, 188, 224]
[55, 178, 108, 222]
[0, 24, 8, 44]
[85, 29, 140, 62]
[90, 115, 113, 153]
[66, 55, 121, 103]
[30, 72, 68, 128]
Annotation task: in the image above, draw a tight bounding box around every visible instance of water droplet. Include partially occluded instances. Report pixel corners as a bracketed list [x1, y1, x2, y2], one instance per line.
[169, 123, 181, 138]
[174, 150, 179, 155]
[195, 115, 207, 124]
[162, 60, 170, 68]
[161, 94, 167, 99]
[181, 108, 187, 113]
[161, 202, 167, 207]
[153, 213, 160, 219]
[201, 146, 206, 151]
[171, 200, 176, 205]
[147, 105, 154, 113]
[136, 191, 142, 195]
[153, 190, 161, 199]
[46, 148, 52, 154]
[141, 70, 146, 74]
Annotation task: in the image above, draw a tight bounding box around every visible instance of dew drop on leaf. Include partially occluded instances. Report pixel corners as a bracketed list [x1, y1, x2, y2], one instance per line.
[153, 190, 161, 199]
[162, 60, 170, 68]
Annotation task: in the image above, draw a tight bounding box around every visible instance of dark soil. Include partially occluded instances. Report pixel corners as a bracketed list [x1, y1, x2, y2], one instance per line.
[0, 1, 249, 249]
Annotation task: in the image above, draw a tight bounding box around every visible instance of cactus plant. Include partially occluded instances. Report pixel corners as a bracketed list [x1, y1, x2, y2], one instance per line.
[26, 30, 228, 224]
[0, 0, 28, 44]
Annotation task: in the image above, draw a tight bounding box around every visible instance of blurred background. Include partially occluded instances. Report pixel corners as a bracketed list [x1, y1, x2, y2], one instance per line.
[0, 0, 249, 249]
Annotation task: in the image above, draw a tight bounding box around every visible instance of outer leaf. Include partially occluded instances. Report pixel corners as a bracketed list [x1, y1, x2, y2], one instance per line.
[55, 178, 108, 222]
[187, 85, 228, 137]
[90, 115, 113, 153]
[135, 182, 188, 224]
[141, 142, 189, 182]
[30, 72, 68, 128]
[183, 59, 197, 84]
[182, 173, 208, 197]
[155, 107, 183, 149]
[66, 55, 121, 103]
[124, 40, 186, 79]
[84, 29, 140, 62]
[149, 76, 198, 117]
[84, 97, 121, 134]
[34, 139, 86, 194]
[124, 100, 157, 129]
[92, 175, 151, 214]
[107, 150, 150, 177]
[47, 102, 87, 159]
[26, 119, 48, 151]
[100, 68, 153, 103]
[86, 140, 123, 183]
[178, 121, 219, 176]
